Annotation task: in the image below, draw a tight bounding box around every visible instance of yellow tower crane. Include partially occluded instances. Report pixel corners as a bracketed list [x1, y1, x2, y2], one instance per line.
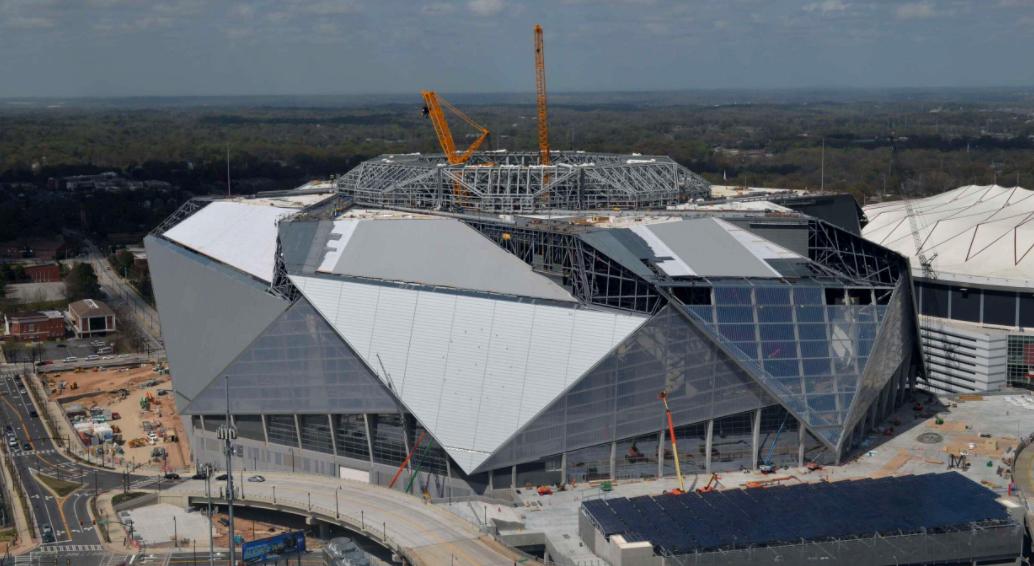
[420, 90, 490, 165]
[534, 24, 551, 165]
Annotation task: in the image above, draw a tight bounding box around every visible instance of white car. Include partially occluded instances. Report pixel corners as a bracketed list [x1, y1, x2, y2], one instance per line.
[63, 356, 78, 363]
[85, 355, 100, 361]
[101, 355, 114, 360]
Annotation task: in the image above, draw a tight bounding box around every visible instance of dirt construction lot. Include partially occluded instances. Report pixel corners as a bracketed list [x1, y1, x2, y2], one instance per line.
[41, 365, 189, 472]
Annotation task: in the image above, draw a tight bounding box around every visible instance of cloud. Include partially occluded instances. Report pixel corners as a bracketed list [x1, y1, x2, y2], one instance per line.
[803, 0, 848, 13]
[896, 1, 935, 19]
[467, 0, 505, 16]
[2, 15, 55, 29]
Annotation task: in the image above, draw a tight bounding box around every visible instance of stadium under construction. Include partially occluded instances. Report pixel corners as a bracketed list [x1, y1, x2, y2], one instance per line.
[146, 144, 924, 499]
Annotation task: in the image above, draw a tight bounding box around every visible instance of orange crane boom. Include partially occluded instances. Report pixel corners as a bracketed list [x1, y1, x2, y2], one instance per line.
[421, 90, 490, 165]
[659, 392, 686, 492]
[534, 25, 551, 165]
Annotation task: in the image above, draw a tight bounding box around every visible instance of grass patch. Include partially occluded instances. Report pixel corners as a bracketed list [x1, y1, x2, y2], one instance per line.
[111, 491, 146, 506]
[36, 473, 80, 497]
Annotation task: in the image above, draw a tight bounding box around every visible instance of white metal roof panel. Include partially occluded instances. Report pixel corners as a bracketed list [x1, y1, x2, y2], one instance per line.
[862, 184, 1034, 287]
[317, 218, 575, 302]
[163, 201, 294, 282]
[290, 275, 647, 473]
[636, 217, 790, 278]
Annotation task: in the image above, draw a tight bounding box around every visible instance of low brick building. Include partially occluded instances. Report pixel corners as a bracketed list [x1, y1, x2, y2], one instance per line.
[3, 311, 65, 340]
[68, 299, 116, 337]
[23, 263, 61, 283]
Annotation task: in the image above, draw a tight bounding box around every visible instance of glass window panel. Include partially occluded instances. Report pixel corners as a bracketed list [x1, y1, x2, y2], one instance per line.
[793, 287, 823, 305]
[921, 283, 950, 318]
[233, 415, 264, 442]
[333, 415, 369, 461]
[714, 287, 753, 305]
[761, 341, 796, 360]
[800, 341, 830, 358]
[718, 324, 756, 341]
[983, 290, 1016, 327]
[370, 414, 407, 467]
[266, 415, 298, 447]
[759, 324, 795, 341]
[764, 358, 799, 377]
[615, 433, 661, 481]
[759, 405, 800, 468]
[757, 306, 793, 323]
[803, 358, 831, 376]
[685, 305, 713, 323]
[1021, 295, 1034, 327]
[716, 306, 754, 323]
[755, 287, 790, 305]
[798, 324, 828, 340]
[806, 394, 837, 413]
[795, 306, 825, 323]
[202, 415, 225, 434]
[950, 288, 981, 323]
[299, 414, 334, 455]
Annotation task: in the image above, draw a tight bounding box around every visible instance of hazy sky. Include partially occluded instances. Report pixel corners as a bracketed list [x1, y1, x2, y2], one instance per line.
[1, 0, 1032, 97]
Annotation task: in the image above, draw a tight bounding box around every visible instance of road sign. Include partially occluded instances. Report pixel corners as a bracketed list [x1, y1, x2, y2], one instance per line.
[241, 531, 305, 563]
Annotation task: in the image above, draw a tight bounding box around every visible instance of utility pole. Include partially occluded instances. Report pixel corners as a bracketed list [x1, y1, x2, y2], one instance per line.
[218, 376, 238, 566]
[206, 464, 214, 566]
[820, 138, 825, 192]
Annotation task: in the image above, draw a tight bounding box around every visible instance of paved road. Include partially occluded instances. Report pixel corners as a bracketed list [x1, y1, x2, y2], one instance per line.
[81, 240, 163, 356]
[166, 471, 525, 566]
[0, 367, 173, 550]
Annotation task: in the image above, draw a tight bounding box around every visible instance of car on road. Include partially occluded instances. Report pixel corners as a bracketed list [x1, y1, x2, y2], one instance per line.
[85, 355, 100, 361]
[164, 472, 180, 480]
[101, 355, 114, 360]
[215, 473, 228, 481]
[40, 524, 54, 543]
[29, 410, 37, 418]
[247, 475, 265, 483]
[62, 356, 77, 363]
[21, 442, 30, 451]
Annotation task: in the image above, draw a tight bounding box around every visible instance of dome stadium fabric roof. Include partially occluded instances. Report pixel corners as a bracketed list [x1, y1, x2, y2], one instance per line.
[862, 185, 1034, 287]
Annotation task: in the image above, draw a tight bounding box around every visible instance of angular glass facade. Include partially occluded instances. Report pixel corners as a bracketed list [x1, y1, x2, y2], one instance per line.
[187, 299, 399, 416]
[477, 305, 772, 473]
[686, 283, 891, 447]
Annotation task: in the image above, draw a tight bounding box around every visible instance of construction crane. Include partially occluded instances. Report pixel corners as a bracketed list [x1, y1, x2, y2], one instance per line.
[534, 24, 551, 165]
[420, 90, 490, 165]
[659, 392, 686, 493]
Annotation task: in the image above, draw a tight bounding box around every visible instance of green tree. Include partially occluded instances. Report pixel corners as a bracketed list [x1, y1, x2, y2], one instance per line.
[112, 250, 134, 277]
[63, 263, 101, 302]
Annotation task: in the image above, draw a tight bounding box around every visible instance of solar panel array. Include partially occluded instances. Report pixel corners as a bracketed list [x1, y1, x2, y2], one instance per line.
[581, 473, 1011, 556]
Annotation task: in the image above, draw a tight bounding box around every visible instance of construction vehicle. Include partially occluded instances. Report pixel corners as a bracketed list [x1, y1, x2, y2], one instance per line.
[659, 391, 686, 494]
[696, 473, 721, 494]
[420, 91, 490, 166]
[745, 475, 802, 489]
[533, 24, 550, 166]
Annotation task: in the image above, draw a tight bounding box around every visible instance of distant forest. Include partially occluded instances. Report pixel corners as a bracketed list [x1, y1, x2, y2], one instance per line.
[3, 88, 1034, 241]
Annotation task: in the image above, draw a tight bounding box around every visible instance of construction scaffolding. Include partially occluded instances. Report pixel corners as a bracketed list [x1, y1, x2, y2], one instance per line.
[336, 151, 711, 213]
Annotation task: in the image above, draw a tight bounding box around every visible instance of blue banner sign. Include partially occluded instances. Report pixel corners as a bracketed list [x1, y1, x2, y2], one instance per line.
[241, 530, 306, 563]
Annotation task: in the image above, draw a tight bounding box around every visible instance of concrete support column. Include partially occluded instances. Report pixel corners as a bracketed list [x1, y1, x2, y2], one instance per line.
[260, 414, 269, 444]
[656, 430, 665, 479]
[560, 453, 567, 485]
[609, 441, 617, 480]
[362, 415, 375, 466]
[327, 414, 337, 457]
[293, 414, 303, 448]
[751, 409, 762, 470]
[704, 419, 714, 474]
[511, 465, 517, 490]
[798, 420, 806, 467]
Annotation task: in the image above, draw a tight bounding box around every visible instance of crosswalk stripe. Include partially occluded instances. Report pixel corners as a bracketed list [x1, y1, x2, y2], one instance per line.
[38, 544, 104, 553]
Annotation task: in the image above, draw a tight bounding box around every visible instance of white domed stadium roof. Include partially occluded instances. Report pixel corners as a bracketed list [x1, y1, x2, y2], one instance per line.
[862, 184, 1034, 288]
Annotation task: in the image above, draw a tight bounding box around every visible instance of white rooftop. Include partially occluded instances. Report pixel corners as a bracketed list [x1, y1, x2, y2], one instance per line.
[863, 185, 1034, 288]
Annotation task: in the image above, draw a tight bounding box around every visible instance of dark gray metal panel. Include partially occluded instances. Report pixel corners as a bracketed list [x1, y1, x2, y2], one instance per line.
[185, 299, 399, 415]
[278, 219, 330, 275]
[579, 230, 659, 282]
[474, 304, 773, 473]
[144, 235, 289, 412]
[324, 218, 574, 301]
[729, 220, 811, 257]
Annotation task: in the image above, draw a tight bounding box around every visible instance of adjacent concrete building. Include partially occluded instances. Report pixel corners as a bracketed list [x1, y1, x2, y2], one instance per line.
[864, 185, 1034, 394]
[68, 299, 116, 337]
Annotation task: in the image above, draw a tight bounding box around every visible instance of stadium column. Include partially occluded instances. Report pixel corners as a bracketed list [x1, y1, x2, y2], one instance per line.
[362, 415, 375, 466]
[560, 453, 567, 485]
[293, 415, 303, 449]
[798, 421, 805, 467]
[511, 466, 517, 490]
[260, 415, 269, 444]
[656, 431, 664, 479]
[704, 420, 713, 474]
[609, 441, 617, 480]
[751, 409, 761, 470]
[327, 415, 337, 457]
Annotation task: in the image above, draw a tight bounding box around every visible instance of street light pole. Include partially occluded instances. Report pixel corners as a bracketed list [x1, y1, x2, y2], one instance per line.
[218, 377, 238, 566]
